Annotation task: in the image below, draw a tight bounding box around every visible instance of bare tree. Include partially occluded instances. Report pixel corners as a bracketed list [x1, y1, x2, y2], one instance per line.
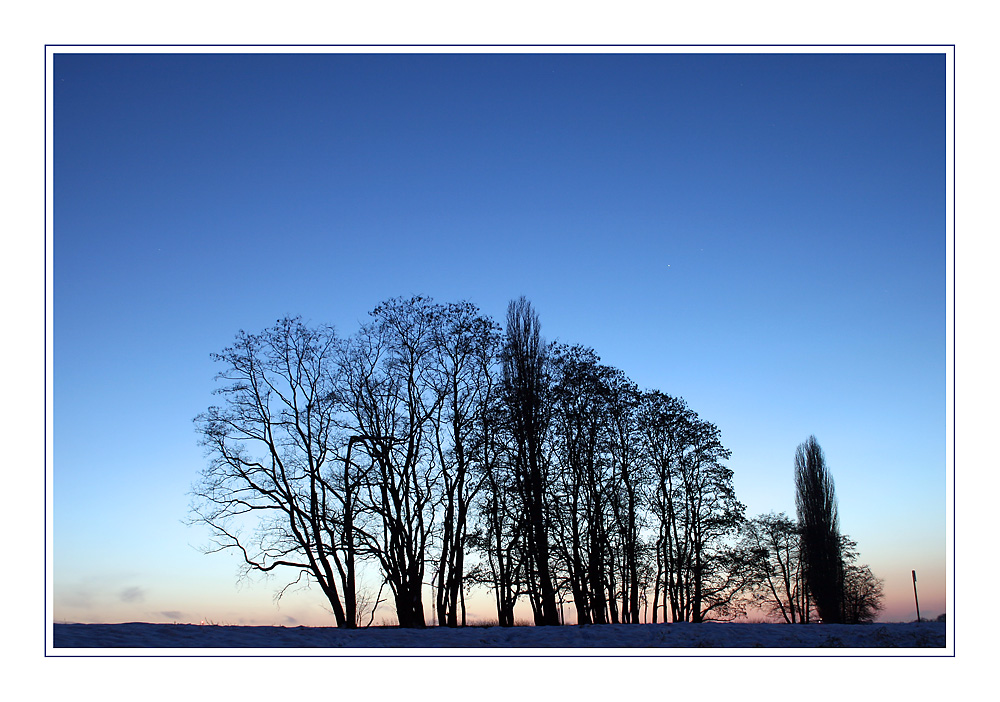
[336, 297, 444, 628]
[603, 369, 645, 624]
[839, 535, 884, 623]
[638, 391, 744, 622]
[467, 377, 529, 627]
[842, 563, 884, 623]
[428, 301, 501, 626]
[548, 344, 620, 625]
[191, 318, 359, 627]
[743, 512, 810, 623]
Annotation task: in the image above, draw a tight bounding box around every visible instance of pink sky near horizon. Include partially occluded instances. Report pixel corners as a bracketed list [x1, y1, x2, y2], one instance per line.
[53, 565, 945, 627]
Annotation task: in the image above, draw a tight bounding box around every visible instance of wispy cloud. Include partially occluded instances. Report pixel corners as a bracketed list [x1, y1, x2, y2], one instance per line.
[119, 586, 145, 603]
[160, 610, 183, 620]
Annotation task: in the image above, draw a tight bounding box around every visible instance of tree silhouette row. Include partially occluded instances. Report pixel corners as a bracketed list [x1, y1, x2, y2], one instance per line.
[192, 296, 882, 627]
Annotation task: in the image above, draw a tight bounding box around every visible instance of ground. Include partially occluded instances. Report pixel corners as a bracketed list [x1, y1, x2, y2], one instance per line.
[51, 620, 947, 651]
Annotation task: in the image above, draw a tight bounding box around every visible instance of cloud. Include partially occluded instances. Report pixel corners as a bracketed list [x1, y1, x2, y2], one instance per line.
[160, 611, 183, 620]
[283, 615, 298, 625]
[119, 586, 145, 603]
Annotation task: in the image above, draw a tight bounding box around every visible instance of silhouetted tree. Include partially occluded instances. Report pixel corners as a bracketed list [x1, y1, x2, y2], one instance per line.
[794, 436, 844, 623]
[603, 369, 646, 623]
[638, 391, 744, 622]
[675, 419, 748, 622]
[191, 318, 360, 627]
[502, 297, 560, 626]
[743, 512, 810, 623]
[841, 565, 884, 623]
[336, 297, 445, 628]
[443, 319, 525, 628]
[427, 301, 501, 626]
[549, 344, 615, 625]
[839, 535, 884, 624]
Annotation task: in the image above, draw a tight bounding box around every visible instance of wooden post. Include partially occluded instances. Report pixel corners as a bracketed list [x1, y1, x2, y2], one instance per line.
[912, 570, 921, 622]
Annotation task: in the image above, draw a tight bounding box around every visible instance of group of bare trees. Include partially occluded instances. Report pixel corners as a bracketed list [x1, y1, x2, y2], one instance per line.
[192, 296, 882, 628]
[740, 437, 884, 624]
[464, 298, 749, 626]
[192, 299, 494, 628]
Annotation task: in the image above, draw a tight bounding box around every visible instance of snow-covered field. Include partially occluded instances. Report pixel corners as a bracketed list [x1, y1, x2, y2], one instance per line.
[52, 621, 947, 653]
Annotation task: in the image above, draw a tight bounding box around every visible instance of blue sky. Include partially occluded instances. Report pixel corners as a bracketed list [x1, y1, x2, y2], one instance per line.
[52, 50, 948, 625]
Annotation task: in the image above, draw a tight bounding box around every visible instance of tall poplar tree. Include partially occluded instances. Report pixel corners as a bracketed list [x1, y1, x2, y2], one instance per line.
[794, 435, 844, 623]
[502, 297, 560, 625]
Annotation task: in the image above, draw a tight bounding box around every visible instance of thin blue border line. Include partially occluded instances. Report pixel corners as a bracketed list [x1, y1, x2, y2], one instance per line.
[49, 649, 954, 659]
[43, 44, 49, 658]
[43, 43, 955, 48]
[43, 44, 957, 659]
[951, 44, 957, 657]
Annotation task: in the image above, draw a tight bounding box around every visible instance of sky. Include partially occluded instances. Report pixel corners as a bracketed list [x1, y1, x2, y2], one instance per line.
[50, 48, 948, 627]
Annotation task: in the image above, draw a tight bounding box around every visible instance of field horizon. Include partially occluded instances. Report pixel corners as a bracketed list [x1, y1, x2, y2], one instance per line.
[51, 620, 948, 651]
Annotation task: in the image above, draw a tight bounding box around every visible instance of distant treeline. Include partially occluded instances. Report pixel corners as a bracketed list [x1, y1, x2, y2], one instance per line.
[192, 296, 882, 628]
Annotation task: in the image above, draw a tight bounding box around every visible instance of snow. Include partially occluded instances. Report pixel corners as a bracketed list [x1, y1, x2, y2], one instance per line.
[51, 621, 947, 654]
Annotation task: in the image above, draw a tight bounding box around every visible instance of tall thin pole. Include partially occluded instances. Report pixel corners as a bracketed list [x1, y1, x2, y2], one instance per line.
[912, 570, 921, 622]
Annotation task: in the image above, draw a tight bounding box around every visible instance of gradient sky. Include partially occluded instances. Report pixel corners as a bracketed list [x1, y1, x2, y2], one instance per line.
[51, 49, 949, 626]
